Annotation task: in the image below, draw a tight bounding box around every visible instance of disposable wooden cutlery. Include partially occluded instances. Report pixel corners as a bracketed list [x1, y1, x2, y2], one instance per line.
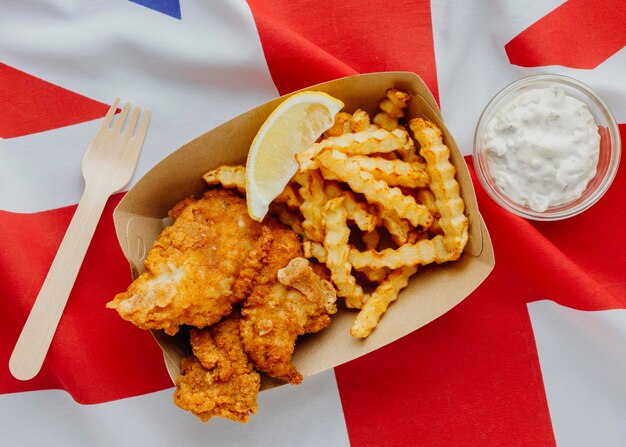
[9, 99, 150, 381]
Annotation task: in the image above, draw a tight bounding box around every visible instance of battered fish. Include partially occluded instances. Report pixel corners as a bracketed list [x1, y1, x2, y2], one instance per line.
[106, 189, 263, 335]
[174, 315, 260, 423]
[239, 227, 337, 384]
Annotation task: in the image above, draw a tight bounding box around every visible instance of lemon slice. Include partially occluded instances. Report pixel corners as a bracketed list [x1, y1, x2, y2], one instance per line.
[246, 91, 344, 221]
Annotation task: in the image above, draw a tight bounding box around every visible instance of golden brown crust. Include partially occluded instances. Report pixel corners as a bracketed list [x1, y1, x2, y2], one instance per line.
[239, 226, 335, 384]
[174, 315, 260, 423]
[106, 189, 264, 335]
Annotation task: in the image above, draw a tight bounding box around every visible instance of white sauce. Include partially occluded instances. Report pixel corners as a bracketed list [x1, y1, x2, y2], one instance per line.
[483, 86, 600, 212]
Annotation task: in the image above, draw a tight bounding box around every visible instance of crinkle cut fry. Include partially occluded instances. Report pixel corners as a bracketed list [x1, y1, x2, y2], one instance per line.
[373, 111, 398, 132]
[361, 228, 380, 251]
[372, 88, 410, 131]
[386, 88, 411, 108]
[303, 240, 386, 283]
[322, 197, 365, 309]
[348, 234, 454, 270]
[345, 154, 429, 188]
[378, 205, 411, 245]
[409, 118, 469, 258]
[303, 240, 327, 263]
[268, 202, 305, 237]
[316, 150, 433, 228]
[325, 181, 378, 232]
[323, 111, 352, 138]
[379, 97, 405, 119]
[350, 265, 417, 338]
[297, 128, 408, 171]
[295, 170, 327, 243]
[274, 183, 302, 208]
[202, 165, 246, 194]
[416, 189, 443, 235]
[390, 126, 420, 162]
[349, 109, 371, 132]
[358, 266, 387, 283]
[374, 88, 420, 162]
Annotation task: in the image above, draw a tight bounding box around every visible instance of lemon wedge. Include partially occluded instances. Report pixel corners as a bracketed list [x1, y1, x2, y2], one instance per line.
[246, 91, 344, 221]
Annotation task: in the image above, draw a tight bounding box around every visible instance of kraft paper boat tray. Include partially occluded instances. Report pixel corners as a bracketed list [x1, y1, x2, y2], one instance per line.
[112, 72, 495, 387]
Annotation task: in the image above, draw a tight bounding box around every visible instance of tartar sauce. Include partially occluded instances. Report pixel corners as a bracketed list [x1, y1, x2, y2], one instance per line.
[483, 85, 600, 212]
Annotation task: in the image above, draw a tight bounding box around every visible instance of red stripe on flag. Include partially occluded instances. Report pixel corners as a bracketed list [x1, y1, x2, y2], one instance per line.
[505, 0, 626, 69]
[335, 126, 626, 446]
[0, 194, 172, 403]
[528, 125, 626, 300]
[0, 62, 112, 138]
[246, 0, 439, 100]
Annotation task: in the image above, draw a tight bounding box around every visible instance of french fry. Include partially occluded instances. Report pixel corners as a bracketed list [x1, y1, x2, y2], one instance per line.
[348, 235, 454, 270]
[295, 170, 327, 243]
[202, 165, 246, 194]
[305, 240, 387, 283]
[323, 112, 352, 138]
[274, 183, 302, 208]
[361, 228, 381, 251]
[263, 89, 468, 339]
[349, 109, 371, 132]
[344, 154, 429, 188]
[303, 240, 327, 263]
[269, 202, 305, 237]
[409, 118, 469, 258]
[297, 128, 409, 171]
[350, 266, 417, 338]
[393, 126, 421, 162]
[378, 206, 411, 245]
[322, 197, 365, 309]
[316, 150, 433, 228]
[416, 189, 443, 235]
[357, 266, 387, 283]
[375, 152, 400, 160]
[324, 182, 378, 232]
[379, 98, 405, 119]
[407, 228, 429, 244]
[385, 88, 411, 108]
[370, 88, 411, 132]
[373, 112, 398, 131]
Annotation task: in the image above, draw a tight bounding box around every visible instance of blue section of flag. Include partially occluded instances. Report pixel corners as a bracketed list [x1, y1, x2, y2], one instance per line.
[129, 0, 181, 19]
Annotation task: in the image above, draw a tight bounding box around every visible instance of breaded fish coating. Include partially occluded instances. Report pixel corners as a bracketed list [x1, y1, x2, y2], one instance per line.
[106, 189, 263, 335]
[240, 227, 337, 384]
[174, 315, 260, 423]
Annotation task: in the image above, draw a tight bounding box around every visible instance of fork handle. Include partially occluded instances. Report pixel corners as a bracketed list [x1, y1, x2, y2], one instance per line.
[9, 183, 110, 381]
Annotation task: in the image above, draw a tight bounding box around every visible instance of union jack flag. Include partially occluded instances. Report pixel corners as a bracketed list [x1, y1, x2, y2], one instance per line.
[1, 1, 624, 445]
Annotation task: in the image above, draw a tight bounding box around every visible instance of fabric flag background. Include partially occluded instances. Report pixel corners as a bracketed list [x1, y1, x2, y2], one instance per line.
[1, 1, 624, 446]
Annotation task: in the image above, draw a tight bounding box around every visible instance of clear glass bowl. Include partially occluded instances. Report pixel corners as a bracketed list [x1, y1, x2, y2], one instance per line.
[473, 74, 621, 221]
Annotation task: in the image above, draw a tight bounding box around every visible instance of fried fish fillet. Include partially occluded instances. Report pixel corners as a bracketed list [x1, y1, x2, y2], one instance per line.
[174, 315, 260, 423]
[106, 189, 263, 335]
[239, 227, 337, 384]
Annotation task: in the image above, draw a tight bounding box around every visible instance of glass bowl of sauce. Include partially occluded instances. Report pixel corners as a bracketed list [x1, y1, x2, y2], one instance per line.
[473, 74, 620, 221]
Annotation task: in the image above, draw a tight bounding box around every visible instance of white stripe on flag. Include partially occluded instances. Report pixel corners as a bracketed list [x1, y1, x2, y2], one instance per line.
[0, 0, 278, 213]
[528, 300, 626, 446]
[0, 120, 102, 213]
[431, 0, 626, 156]
[0, 370, 350, 447]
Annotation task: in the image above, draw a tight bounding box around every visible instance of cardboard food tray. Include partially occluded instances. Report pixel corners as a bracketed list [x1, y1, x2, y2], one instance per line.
[112, 71, 495, 388]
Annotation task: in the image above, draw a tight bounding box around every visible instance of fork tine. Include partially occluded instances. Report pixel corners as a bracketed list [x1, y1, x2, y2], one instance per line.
[124, 107, 142, 136]
[101, 98, 120, 130]
[134, 110, 151, 142]
[122, 110, 151, 172]
[112, 102, 131, 132]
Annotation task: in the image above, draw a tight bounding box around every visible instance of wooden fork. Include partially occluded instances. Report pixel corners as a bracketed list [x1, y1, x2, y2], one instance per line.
[9, 99, 151, 381]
